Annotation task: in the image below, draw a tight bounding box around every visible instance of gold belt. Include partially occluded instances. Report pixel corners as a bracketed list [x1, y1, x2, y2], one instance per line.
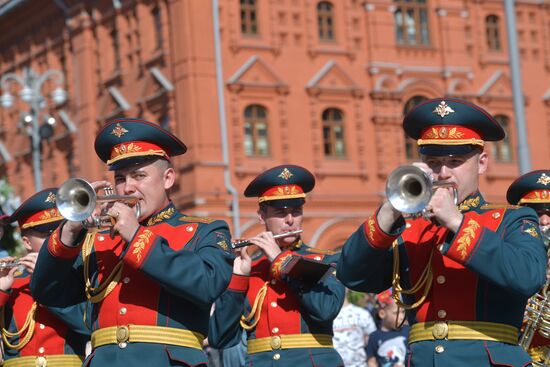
[247, 334, 333, 354]
[91, 325, 204, 350]
[3, 354, 84, 367]
[409, 321, 518, 345]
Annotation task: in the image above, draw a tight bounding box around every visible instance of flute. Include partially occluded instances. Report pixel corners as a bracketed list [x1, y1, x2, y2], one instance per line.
[0, 260, 21, 270]
[231, 230, 303, 249]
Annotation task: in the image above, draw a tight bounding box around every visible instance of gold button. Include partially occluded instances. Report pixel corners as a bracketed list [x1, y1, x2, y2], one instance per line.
[437, 309, 447, 319]
[116, 325, 130, 344]
[273, 353, 281, 360]
[405, 222, 412, 228]
[186, 226, 194, 232]
[39, 323, 45, 329]
[38, 347, 45, 354]
[436, 275, 446, 284]
[437, 245, 444, 252]
[432, 321, 448, 339]
[272, 327, 279, 333]
[270, 301, 277, 308]
[435, 345, 445, 353]
[314, 256, 321, 261]
[98, 235, 104, 241]
[119, 307, 127, 315]
[271, 279, 277, 285]
[123, 277, 131, 284]
[492, 212, 501, 219]
[270, 336, 282, 349]
[36, 356, 47, 367]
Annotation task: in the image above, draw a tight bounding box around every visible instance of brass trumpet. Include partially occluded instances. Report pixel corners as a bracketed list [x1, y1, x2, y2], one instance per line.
[386, 165, 458, 215]
[520, 279, 550, 366]
[56, 178, 141, 229]
[231, 230, 303, 249]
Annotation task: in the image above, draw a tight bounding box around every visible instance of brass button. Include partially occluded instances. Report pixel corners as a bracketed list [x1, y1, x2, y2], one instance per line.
[437, 309, 447, 319]
[116, 325, 130, 344]
[435, 345, 445, 353]
[98, 235, 104, 241]
[186, 226, 194, 232]
[437, 245, 444, 252]
[123, 277, 131, 284]
[406, 223, 412, 228]
[272, 327, 279, 333]
[273, 353, 281, 360]
[119, 307, 127, 315]
[270, 336, 282, 349]
[432, 321, 448, 339]
[36, 356, 47, 367]
[270, 301, 277, 308]
[39, 323, 45, 329]
[436, 276, 446, 284]
[314, 256, 321, 261]
[38, 347, 45, 354]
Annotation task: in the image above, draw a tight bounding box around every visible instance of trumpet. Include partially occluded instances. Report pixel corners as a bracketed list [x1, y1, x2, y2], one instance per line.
[386, 165, 458, 215]
[231, 230, 303, 249]
[520, 279, 550, 366]
[0, 260, 21, 270]
[56, 178, 141, 229]
[541, 225, 550, 248]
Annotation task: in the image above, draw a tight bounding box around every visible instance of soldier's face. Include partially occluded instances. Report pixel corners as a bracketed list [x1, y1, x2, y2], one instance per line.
[114, 160, 175, 220]
[422, 150, 488, 203]
[258, 205, 303, 246]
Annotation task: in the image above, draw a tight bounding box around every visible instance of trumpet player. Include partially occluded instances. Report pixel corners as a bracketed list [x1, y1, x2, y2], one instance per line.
[30, 119, 234, 366]
[0, 188, 89, 367]
[337, 98, 547, 367]
[209, 165, 345, 366]
[507, 169, 550, 364]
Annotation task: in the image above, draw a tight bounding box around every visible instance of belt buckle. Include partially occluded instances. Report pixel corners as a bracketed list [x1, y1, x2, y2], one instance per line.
[35, 356, 47, 367]
[432, 321, 449, 340]
[270, 336, 282, 350]
[116, 325, 130, 348]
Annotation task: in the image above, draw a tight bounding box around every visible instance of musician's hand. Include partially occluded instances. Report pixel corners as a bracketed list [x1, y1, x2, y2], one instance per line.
[233, 248, 252, 276]
[247, 232, 282, 263]
[0, 256, 19, 291]
[424, 187, 463, 233]
[18, 253, 38, 274]
[108, 202, 140, 242]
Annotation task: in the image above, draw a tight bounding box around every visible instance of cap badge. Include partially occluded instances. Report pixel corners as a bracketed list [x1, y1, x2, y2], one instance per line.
[537, 173, 550, 186]
[45, 192, 56, 203]
[433, 101, 455, 118]
[278, 168, 294, 180]
[111, 123, 129, 138]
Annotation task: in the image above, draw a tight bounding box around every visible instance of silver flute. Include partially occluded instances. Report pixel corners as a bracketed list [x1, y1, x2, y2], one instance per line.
[0, 260, 21, 270]
[231, 230, 303, 249]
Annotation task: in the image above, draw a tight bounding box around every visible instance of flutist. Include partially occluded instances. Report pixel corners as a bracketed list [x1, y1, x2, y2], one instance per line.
[209, 165, 345, 366]
[337, 98, 547, 367]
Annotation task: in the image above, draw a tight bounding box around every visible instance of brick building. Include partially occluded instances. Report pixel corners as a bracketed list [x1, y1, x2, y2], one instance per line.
[0, 0, 549, 249]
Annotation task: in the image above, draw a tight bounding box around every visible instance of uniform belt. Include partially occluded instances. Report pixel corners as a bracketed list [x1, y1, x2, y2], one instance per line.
[3, 354, 84, 367]
[247, 334, 333, 354]
[91, 325, 204, 350]
[409, 321, 518, 345]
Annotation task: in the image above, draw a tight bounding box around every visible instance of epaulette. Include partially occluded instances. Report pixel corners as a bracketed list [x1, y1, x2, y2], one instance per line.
[480, 204, 521, 210]
[305, 247, 338, 255]
[179, 215, 216, 224]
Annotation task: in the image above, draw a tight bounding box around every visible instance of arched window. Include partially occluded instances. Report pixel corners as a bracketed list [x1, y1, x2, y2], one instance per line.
[317, 2, 335, 41]
[492, 115, 512, 162]
[322, 108, 345, 157]
[486, 15, 501, 51]
[240, 0, 258, 35]
[403, 96, 428, 160]
[244, 105, 269, 157]
[394, 0, 430, 46]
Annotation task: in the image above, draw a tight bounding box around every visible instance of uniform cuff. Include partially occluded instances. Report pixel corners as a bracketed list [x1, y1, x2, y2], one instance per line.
[0, 289, 10, 306]
[363, 208, 401, 250]
[123, 226, 157, 270]
[228, 274, 249, 292]
[47, 226, 83, 260]
[270, 250, 293, 281]
[445, 212, 482, 264]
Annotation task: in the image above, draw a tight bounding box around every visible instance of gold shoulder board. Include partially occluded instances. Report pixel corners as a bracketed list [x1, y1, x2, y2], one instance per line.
[306, 247, 338, 255]
[480, 204, 520, 210]
[179, 216, 216, 224]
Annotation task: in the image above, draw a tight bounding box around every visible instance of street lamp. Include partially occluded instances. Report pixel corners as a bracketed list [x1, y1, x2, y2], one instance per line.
[0, 68, 67, 191]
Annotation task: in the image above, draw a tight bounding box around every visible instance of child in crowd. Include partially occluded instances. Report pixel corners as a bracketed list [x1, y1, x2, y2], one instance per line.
[366, 290, 409, 367]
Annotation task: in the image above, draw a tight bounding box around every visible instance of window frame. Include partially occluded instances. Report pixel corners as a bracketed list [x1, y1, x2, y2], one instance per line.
[394, 0, 430, 46]
[317, 1, 336, 42]
[322, 107, 346, 158]
[240, 0, 259, 36]
[486, 15, 501, 51]
[243, 104, 270, 157]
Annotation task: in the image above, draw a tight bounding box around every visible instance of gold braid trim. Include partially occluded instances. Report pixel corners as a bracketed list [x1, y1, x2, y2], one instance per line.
[240, 282, 268, 330]
[391, 240, 434, 310]
[1, 302, 37, 350]
[82, 232, 123, 326]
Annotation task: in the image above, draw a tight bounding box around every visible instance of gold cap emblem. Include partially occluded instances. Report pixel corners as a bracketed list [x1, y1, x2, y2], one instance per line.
[111, 123, 129, 138]
[433, 101, 455, 118]
[278, 168, 293, 180]
[45, 192, 56, 203]
[537, 173, 550, 186]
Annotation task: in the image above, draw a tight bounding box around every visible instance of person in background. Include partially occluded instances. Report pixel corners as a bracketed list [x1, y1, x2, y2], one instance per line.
[0, 188, 89, 367]
[333, 288, 377, 366]
[366, 290, 408, 367]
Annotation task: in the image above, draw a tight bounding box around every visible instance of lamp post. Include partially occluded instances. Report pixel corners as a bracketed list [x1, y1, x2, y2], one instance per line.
[0, 68, 67, 191]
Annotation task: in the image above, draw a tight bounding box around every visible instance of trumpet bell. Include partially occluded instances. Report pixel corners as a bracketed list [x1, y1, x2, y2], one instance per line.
[56, 178, 97, 222]
[386, 166, 433, 214]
